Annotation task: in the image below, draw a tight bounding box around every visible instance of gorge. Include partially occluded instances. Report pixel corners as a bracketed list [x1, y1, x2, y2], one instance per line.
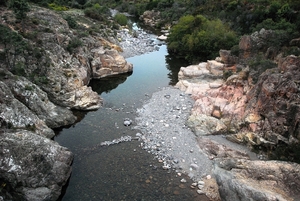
[0, 2, 300, 201]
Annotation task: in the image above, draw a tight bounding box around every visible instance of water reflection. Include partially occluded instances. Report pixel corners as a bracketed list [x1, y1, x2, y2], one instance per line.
[89, 72, 133, 94]
[165, 55, 190, 85]
[55, 44, 209, 200]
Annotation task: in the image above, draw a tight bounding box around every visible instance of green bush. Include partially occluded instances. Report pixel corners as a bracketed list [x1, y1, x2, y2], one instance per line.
[48, 3, 69, 11]
[84, 3, 109, 21]
[114, 13, 128, 26]
[67, 37, 83, 53]
[64, 15, 78, 28]
[167, 15, 238, 61]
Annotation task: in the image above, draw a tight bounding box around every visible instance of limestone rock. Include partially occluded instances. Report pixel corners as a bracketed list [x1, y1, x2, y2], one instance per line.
[0, 130, 73, 201]
[206, 60, 224, 76]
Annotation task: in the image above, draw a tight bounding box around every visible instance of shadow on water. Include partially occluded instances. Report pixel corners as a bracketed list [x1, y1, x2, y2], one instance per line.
[165, 55, 190, 86]
[89, 72, 133, 94]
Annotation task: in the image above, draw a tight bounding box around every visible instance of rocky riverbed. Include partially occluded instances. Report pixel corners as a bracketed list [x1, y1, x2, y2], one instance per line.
[134, 87, 221, 199]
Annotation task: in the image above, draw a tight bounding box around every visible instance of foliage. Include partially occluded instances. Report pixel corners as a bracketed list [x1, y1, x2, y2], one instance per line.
[64, 15, 78, 28]
[8, 0, 30, 20]
[114, 13, 128, 26]
[167, 15, 238, 61]
[66, 37, 83, 53]
[0, 24, 28, 71]
[84, 3, 110, 21]
[48, 2, 69, 11]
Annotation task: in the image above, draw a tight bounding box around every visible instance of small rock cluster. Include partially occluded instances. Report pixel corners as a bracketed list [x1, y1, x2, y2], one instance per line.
[116, 25, 161, 58]
[100, 135, 135, 146]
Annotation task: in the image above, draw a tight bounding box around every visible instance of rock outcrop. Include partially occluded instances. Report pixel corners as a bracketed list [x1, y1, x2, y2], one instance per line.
[0, 5, 135, 201]
[246, 56, 300, 139]
[139, 10, 161, 27]
[214, 159, 300, 201]
[0, 130, 73, 201]
[176, 30, 300, 200]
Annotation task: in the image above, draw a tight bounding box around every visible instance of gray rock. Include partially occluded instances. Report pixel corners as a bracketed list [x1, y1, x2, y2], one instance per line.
[0, 130, 73, 201]
[213, 158, 300, 201]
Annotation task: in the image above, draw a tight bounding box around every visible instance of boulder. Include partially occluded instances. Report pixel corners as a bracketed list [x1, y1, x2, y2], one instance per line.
[0, 80, 54, 139]
[157, 35, 167, 41]
[213, 158, 300, 201]
[206, 60, 224, 76]
[0, 130, 73, 201]
[187, 114, 227, 136]
[139, 10, 161, 27]
[219, 49, 238, 66]
[1, 70, 76, 129]
[91, 49, 133, 78]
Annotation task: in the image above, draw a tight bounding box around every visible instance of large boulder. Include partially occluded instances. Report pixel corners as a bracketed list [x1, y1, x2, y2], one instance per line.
[91, 48, 133, 78]
[22, 7, 134, 110]
[1, 70, 76, 130]
[0, 80, 55, 139]
[214, 158, 300, 201]
[0, 130, 73, 201]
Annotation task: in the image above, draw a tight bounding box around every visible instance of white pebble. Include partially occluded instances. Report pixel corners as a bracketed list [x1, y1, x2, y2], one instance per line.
[197, 190, 204, 195]
[180, 178, 187, 183]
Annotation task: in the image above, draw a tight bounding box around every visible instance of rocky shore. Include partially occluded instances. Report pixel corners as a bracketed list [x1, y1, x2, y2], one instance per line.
[135, 29, 300, 201]
[1, 4, 300, 200]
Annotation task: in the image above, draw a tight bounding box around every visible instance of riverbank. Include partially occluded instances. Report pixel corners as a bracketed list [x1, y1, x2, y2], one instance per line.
[135, 56, 300, 200]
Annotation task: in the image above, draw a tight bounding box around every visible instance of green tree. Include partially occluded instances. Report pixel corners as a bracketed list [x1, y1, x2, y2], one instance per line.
[167, 15, 238, 61]
[8, 0, 30, 20]
[8, 0, 30, 31]
[0, 24, 28, 72]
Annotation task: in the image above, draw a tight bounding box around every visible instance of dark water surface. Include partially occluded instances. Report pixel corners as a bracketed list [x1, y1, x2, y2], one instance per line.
[55, 45, 210, 201]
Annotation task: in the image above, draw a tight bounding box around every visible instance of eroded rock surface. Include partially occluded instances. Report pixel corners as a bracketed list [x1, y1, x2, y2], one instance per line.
[0, 130, 73, 201]
[174, 47, 300, 200]
[214, 159, 300, 201]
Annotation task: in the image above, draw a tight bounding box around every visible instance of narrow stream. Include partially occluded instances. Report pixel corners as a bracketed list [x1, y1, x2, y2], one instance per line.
[55, 40, 211, 200]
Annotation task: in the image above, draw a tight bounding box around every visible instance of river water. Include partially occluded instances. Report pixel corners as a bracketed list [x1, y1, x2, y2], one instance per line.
[55, 40, 211, 200]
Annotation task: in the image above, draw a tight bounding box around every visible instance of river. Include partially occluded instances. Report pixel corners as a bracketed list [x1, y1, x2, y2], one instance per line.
[54, 30, 212, 200]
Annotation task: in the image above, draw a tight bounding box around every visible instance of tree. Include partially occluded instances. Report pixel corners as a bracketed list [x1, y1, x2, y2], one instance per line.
[8, 0, 30, 20]
[167, 15, 238, 61]
[8, 0, 30, 31]
[0, 24, 28, 72]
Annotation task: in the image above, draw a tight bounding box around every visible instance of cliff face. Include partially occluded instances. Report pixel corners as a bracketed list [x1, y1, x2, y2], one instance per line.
[0, 5, 133, 200]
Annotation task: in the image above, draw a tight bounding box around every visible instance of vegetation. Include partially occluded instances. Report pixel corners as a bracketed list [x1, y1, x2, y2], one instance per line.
[167, 15, 238, 61]
[114, 13, 128, 26]
[8, 0, 30, 21]
[0, 24, 28, 71]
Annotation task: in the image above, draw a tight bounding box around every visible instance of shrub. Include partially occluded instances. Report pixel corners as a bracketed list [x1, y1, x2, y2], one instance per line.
[114, 13, 128, 26]
[167, 15, 238, 61]
[67, 37, 82, 53]
[84, 3, 109, 21]
[64, 15, 78, 29]
[48, 3, 69, 11]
